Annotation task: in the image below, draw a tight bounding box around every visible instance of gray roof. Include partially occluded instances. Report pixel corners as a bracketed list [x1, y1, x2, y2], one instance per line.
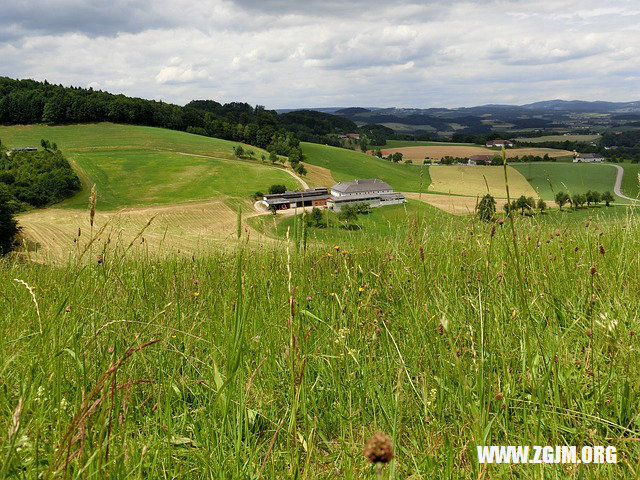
[331, 178, 392, 194]
[577, 153, 604, 158]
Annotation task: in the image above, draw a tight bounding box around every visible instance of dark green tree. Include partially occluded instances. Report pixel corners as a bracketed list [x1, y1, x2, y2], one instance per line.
[554, 191, 569, 210]
[0, 183, 19, 254]
[476, 194, 496, 221]
[601, 191, 614, 207]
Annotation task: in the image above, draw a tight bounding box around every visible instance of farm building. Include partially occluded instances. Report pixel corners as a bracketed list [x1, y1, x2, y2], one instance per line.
[262, 187, 331, 210]
[485, 140, 513, 148]
[327, 192, 405, 212]
[345, 133, 361, 140]
[10, 146, 38, 152]
[331, 178, 393, 197]
[573, 153, 604, 163]
[467, 154, 493, 166]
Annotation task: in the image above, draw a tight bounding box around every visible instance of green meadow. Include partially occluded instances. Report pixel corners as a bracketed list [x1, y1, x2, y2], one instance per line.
[3, 205, 640, 478]
[301, 142, 431, 192]
[381, 140, 478, 148]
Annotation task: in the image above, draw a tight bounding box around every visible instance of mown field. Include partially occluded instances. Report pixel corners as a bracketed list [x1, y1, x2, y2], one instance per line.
[3, 205, 640, 478]
[512, 163, 619, 201]
[428, 165, 538, 199]
[381, 140, 478, 148]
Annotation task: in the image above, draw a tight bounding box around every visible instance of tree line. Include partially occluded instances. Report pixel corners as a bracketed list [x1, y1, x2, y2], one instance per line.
[0, 77, 356, 159]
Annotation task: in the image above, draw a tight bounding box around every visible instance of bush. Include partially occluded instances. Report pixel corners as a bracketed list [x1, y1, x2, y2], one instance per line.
[268, 184, 287, 195]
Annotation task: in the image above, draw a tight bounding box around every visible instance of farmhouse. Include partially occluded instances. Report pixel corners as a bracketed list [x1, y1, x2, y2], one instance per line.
[345, 133, 361, 140]
[331, 178, 393, 197]
[573, 153, 604, 163]
[328, 179, 405, 211]
[262, 187, 331, 210]
[263, 179, 405, 212]
[486, 139, 513, 148]
[467, 154, 493, 166]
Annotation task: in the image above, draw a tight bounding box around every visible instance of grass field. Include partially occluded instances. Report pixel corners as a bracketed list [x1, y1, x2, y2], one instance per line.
[513, 134, 601, 143]
[0, 123, 298, 211]
[301, 142, 431, 192]
[381, 145, 573, 161]
[4, 205, 640, 478]
[64, 150, 298, 210]
[428, 165, 538, 199]
[512, 163, 619, 201]
[618, 163, 640, 199]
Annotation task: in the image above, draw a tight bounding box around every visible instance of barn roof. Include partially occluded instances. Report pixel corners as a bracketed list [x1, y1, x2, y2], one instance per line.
[331, 178, 393, 194]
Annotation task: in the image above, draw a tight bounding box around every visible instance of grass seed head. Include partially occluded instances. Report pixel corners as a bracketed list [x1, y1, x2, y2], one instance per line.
[364, 432, 394, 465]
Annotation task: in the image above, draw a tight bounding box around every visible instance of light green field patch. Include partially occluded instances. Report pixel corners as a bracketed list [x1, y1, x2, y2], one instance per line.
[513, 134, 601, 143]
[512, 162, 618, 200]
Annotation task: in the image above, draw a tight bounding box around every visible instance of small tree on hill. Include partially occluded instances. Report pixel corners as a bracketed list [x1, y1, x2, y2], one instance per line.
[306, 207, 325, 228]
[555, 191, 569, 210]
[515, 195, 534, 215]
[602, 191, 614, 207]
[477, 194, 496, 222]
[233, 145, 245, 157]
[537, 198, 547, 213]
[571, 193, 586, 209]
[391, 152, 403, 163]
[269, 151, 278, 164]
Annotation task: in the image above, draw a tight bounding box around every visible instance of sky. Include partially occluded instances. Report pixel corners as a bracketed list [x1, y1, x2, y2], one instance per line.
[2, 0, 640, 109]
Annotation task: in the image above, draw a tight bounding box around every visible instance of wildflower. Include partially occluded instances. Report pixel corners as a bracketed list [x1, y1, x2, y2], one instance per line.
[341, 250, 347, 255]
[358, 287, 364, 293]
[330, 292, 335, 297]
[65, 305, 71, 313]
[437, 323, 444, 335]
[497, 218, 504, 225]
[306, 295, 312, 302]
[193, 291, 200, 298]
[333, 245, 340, 251]
[599, 245, 605, 256]
[96, 255, 103, 264]
[495, 392, 504, 401]
[589, 265, 597, 275]
[327, 253, 333, 257]
[586, 328, 592, 337]
[193, 279, 199, 285]
[364, 432, 394, 465]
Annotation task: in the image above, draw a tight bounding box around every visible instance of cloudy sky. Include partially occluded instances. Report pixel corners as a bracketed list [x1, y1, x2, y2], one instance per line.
[2, 0, 639, 108]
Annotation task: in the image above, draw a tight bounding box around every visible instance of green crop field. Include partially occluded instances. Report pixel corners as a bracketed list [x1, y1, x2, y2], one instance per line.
[302, 142, 431, 192]
[512, 163, 619, 200]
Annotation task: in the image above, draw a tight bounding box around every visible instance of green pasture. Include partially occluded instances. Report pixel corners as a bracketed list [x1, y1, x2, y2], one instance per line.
[619, 163, 640, 199]
[381, 140, 478, 148]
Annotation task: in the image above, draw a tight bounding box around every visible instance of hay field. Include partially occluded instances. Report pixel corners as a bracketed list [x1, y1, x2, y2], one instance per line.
[17, 199, 271, 262]
[382, 145, 572, 160]
[303, 163, 336, 188]
[403, 192, 480, 215]
[428, 165, 538, 199]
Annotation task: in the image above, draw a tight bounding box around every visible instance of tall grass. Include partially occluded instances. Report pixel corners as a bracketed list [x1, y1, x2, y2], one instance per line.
[2, 206, 640, 478]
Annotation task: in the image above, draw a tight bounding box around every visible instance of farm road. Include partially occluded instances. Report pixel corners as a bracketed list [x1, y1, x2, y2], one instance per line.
[609, 164, 639, 203]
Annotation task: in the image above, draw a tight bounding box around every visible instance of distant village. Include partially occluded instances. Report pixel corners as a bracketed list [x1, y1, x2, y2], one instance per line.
[261, 178, 406, 212]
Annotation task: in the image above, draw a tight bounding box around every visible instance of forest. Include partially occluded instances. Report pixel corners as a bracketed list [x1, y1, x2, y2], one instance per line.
[0, 77, 356, 156]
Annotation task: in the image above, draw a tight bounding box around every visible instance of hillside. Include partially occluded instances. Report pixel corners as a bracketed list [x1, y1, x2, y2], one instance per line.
[0, 123, 303, 259]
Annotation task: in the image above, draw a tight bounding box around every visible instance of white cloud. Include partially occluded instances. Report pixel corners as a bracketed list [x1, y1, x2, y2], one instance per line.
[1, 0, 639, 107]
